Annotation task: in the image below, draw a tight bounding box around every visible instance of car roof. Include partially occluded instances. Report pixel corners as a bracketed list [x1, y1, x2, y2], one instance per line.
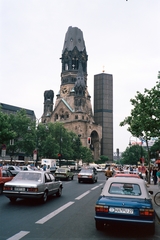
[101, 177, 150, 199]
[114, 173, 140, 178]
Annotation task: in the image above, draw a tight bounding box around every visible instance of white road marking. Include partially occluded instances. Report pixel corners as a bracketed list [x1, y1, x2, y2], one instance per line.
[75, 190, 90, 200]
[91, 183, 103, 190]
[7, 231, 30, 240]
[36, 201, 74, 224]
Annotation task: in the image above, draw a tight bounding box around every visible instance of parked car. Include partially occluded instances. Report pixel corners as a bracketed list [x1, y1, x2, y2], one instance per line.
[3, 171, 63, 203]
[5, 165, 21, 176]
[19, 166, 33, 171]
[54, 167, 74, 181]
[95, 177, 155, 234]
[78, 167, 98, 183]
[0, 167, 14, 194]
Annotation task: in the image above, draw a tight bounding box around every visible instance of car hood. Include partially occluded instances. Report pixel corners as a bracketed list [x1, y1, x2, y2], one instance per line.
[96, 196, 153, 208]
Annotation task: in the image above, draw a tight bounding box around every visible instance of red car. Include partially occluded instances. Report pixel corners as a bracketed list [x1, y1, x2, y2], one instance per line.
[114, 173, 140, 178]
[0, 167, 14, 194]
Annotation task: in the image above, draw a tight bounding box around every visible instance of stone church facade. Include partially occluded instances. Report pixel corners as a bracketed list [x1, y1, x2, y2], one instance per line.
[42, 26, 102, 160]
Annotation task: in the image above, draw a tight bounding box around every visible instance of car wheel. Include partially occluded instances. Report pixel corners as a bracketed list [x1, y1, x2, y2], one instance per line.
[95, 178, 97, 183]
[9, 197, 17, 203]
[56, 187, 62, 197]
[71, 176, 74, 180]
[95, 221, 104, 231]
[0, 184, 3, 194]
[41, 191, 48, 203]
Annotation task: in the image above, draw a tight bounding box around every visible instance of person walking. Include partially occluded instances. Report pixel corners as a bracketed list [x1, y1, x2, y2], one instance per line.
[152, 167, 158, 185]
[105, 167, 112, 180]
[156, 168, 160, 190]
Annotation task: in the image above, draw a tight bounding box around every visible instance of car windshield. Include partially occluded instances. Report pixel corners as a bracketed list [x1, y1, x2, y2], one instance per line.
[109, 182, 141, 196]
[14, 172, 42, 181]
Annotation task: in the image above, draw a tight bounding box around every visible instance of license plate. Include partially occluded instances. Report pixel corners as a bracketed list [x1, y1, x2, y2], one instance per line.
[109, 207, 133, 214]
[14, 187, 25, 191]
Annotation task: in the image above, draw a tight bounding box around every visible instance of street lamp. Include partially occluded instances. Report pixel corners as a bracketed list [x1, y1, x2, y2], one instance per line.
[129, 136, 138, 146]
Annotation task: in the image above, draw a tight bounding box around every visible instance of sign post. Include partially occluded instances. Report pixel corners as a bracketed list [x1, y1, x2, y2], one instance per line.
[33, 150, 38, 165]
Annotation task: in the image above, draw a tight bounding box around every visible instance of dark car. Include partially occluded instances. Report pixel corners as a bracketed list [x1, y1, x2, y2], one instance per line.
[78, 167, 98, 183]
[95, 177, 155, 234]
[0, 168, 14, 194]
[3, 171, 63, 203]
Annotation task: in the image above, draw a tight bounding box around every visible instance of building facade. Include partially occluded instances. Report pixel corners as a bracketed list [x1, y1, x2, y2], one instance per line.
[42, 26, 102, 160]
[94, 73, 113, 160]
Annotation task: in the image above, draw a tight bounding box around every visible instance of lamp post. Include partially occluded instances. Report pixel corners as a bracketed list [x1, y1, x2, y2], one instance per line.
[33, 117, 49, 166]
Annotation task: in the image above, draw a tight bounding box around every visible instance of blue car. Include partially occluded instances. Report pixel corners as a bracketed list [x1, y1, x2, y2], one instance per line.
[95, 177, 155, 235]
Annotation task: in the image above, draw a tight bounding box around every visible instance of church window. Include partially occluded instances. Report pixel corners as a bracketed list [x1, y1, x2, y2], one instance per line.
[82, 116, 84, 120]
[70, 38, 73, 42]
[75, 115, 78, 119]
[65, 63, 68, 70]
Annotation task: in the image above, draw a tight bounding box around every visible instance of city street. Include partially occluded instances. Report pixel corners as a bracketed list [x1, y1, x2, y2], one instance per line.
[0, 172, 160, 240]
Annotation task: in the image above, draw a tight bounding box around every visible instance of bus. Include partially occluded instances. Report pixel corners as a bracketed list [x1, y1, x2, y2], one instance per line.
[57, 160, 77, 170]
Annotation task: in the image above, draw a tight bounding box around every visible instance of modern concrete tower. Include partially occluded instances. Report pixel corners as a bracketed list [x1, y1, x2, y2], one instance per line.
[94, 73, 113, 161]
[42, 26, 102, 160]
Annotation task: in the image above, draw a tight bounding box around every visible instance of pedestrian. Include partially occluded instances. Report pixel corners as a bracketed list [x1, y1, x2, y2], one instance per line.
[105, 167, 112, 180]
[156, 168, 160, 190]
[152, 167, 158, 185]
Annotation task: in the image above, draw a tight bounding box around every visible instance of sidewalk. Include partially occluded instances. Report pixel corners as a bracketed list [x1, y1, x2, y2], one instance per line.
[147, 182, 160, 223]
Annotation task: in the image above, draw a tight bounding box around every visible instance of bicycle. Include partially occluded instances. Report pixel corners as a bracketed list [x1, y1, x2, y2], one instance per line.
[154, 191, 160, 206]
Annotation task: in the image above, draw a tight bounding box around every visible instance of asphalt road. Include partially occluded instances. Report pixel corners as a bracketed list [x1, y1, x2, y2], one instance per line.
[0, 172, 160, 240]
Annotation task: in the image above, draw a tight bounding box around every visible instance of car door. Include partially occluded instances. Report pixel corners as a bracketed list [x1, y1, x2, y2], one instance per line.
[48, 173, 59, 193]
[44, 173, 57, 195]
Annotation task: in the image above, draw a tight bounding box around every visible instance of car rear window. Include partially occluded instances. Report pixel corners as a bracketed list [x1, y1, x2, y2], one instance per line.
[57, 168, 66, 173]
[109, 182, 141, 196]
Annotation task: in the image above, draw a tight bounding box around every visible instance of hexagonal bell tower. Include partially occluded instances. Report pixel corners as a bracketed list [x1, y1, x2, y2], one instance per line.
[43, 26, 102, 160]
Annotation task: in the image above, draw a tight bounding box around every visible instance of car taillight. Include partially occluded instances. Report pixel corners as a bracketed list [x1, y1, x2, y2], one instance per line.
[139, 209, 154, 216]
[95, 205, 109, 213]
[88, 175, 92, 178]
[27, 188, 38, 192]
[3, 186, 13, 191]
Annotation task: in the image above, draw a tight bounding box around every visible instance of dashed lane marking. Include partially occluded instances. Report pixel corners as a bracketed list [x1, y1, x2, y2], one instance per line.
[35, 201, 74, 224]
[75, 190, 90, 200]
[91, 183, 103, 190]
[7, 231, 30, 240]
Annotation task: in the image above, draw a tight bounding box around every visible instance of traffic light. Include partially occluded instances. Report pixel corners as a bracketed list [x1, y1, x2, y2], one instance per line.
[58, 153, 62, 159]
[88, 137, 91, 144]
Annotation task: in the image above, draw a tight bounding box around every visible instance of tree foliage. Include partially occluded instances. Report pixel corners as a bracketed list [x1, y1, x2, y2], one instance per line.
[120, 145, 147, 165]
[120, 81, 160, 183]
[0, 109, 92, 164]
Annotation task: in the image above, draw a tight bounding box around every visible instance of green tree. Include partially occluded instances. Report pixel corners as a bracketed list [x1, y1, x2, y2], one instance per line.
[97, 155, 109, 164]
[7, 109, 35, 159]
[120, 80, 160, 183]
[80, 146, 93, 164]
[121, 145, 147, 165]
[0, 108, 15, 145]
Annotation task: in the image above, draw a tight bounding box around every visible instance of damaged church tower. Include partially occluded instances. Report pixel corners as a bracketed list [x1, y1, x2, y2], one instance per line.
[42, 26, 102, 160]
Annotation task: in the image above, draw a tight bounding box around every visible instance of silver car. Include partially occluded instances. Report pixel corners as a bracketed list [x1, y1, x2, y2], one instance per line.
[3, 171, 63, 203]
[78, 167, 98, 183]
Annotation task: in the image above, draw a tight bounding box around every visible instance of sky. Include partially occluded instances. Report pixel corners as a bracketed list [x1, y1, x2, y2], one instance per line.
[0, 0, 160, 153]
